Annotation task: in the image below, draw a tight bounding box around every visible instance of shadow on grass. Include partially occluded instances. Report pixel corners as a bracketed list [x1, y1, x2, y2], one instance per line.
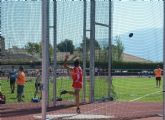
[9, 97, 17, 100]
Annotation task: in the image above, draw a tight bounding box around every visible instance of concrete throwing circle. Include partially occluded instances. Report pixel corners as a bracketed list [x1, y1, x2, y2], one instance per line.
[34, 114, 114, 120]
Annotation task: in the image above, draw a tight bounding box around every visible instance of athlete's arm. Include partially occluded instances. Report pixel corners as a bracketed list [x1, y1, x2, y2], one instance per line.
[63, 55, 73, 71]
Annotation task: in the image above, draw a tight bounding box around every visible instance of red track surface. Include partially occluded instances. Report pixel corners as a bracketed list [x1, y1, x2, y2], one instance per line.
[0, 101, 162, 120]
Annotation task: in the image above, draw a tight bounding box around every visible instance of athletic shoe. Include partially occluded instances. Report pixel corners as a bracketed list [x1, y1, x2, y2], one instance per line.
[56, 97, 62, 101]
[60, 90, 68, 95]
[76, 107, 81, 114]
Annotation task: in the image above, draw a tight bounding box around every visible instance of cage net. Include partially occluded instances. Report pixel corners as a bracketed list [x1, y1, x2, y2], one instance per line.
[0, 0, 84, 103]
[110, 0, 163, 119]
[94, 1, 110, 100]
[85, 0, 163, 119]
[0, 0, 42, 103]
[50, 1, 84, 104]
[0, 0, 164, 120]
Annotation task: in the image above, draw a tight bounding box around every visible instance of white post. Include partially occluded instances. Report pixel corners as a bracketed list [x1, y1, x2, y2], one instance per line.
[90, 0, 95, 103]
[42, 0, 49, 119]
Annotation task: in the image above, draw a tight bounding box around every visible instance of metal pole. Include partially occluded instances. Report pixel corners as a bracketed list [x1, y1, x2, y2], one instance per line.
[163, 1, 165, 120]
[47, 48, 50, 107]
[0, 0, 1, 36]
[90, 0, 95, 103]
[82, 0, 87, 103]
[47, 2, 50, 108]
[53, 0, 57, 106]
[42, 0, 49, 119]
[108, 0, 112, 98]
[95, 22, 110, 28]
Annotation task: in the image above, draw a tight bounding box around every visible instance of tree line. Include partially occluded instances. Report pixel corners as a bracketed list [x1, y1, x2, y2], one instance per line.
[24, 35, 124, 62]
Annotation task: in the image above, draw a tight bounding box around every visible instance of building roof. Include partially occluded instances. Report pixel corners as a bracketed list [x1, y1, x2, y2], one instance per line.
[122, 53, 152, 63]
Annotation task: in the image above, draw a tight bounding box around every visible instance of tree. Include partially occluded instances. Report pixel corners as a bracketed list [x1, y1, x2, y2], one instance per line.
[80, 37, 100, 51]
[57, 39, 75, 54]
[49, 44, 53, 58]
[100, 35, 124, 62]
[25, 42, 41, 55]
[112, 35, 124, 62]
[25, 42, 53, 58]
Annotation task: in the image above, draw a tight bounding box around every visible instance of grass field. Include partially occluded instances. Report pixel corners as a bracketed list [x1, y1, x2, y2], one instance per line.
[0, 76, 163, 103]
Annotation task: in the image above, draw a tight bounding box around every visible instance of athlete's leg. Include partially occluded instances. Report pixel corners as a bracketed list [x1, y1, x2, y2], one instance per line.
[75, 89, 80, 113]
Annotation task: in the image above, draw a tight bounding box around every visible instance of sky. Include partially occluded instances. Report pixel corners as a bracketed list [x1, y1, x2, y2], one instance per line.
[1, 0, 164, 62]
[113, 1, 163, 34]
[112, 1, 163, 62]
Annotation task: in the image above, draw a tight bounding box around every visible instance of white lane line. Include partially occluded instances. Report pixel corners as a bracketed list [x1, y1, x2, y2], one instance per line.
[129, 90, 161, 102]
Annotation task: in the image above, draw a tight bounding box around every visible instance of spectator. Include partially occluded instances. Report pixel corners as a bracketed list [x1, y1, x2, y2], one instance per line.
[16, 66, 26, 102]
[34, 69, 42, 99]
[8, 66, 17, 93]
[154, 65, 163, 88]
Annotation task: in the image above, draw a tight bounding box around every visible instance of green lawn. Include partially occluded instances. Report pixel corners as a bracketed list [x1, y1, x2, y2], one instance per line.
[112, 77, 163, 102]
[0, 76, 163, 103]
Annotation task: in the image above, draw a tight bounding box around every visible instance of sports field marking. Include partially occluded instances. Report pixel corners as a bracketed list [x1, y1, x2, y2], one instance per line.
[33, 114, 113, 120]
[83, 103, 109, 114]
[83, 102, 115, 119]
[129, 90, 161, 102]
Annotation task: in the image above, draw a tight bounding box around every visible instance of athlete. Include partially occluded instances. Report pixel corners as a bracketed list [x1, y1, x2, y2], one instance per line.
[61, 55, 83, 114]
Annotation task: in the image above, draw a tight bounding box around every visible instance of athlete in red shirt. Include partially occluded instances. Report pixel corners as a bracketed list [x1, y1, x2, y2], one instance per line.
[61, 55, 82, 114]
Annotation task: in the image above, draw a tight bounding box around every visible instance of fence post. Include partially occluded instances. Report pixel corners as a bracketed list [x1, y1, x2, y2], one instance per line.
[42, 0, 49, 119]
[90, 0, 95, 103]
[53, 0, 57, 106]
[82, 0, 87, 103]
[163, 1, 165, 120]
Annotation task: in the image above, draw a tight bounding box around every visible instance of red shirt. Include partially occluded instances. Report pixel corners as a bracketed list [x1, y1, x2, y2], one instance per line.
[70, 66, 82, 89]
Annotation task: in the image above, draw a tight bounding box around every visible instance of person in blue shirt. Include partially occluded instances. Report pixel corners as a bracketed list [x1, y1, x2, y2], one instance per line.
[8, 66, 17, 93]
[34, 69, 42, 99]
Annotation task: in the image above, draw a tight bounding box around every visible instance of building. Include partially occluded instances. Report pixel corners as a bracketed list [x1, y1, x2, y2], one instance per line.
[0, 36, 39, 63]
[0, 36, 5, 56]
[122, 53, 152, 63]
